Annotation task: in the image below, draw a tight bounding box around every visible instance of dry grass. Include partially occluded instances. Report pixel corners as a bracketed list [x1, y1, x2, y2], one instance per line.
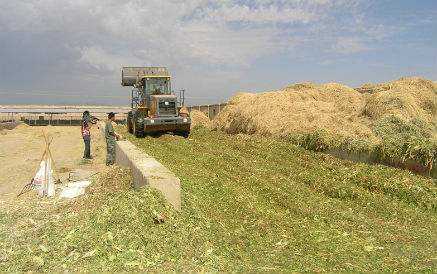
[190, 110, 211, 129]
[363, 77, 436, 124]
[213, 77, 436, 141]
[213, 82, 373, 139]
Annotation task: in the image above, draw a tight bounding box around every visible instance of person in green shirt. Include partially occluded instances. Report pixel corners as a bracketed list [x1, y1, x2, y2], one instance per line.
[105, 112, 121, 166]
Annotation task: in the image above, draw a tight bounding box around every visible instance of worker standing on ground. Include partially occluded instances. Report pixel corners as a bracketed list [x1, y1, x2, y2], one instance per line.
[81, 110, 97, 159]
[105, 112, 121, 166]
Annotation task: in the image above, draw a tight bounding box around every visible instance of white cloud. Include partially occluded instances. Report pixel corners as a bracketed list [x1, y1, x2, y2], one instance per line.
[331, 37, 369, 54]
[195, 4, 315, 24]
[2, 0, 424, 104]
[79, 47, 138, 72]
[0, 0, 379, 70]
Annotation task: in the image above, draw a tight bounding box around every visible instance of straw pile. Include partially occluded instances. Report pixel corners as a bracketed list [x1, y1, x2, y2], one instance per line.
[190, 110, 211, 129]
[213, 82, 373, 139]
[213, 77, 437, 141]
[363, 77, 436, 124]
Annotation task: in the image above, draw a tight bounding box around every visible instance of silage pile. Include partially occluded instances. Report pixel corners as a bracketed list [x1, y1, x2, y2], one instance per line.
[190, 110, 211, 129]
[213, 77, 436, 141]
[363, 77, 436, 124]
[213, 77, 437, 174]
[213, 82, 372, 139]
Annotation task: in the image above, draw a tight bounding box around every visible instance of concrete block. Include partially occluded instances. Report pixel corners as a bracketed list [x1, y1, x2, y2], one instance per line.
[99, 122, 181, 210]
[114, 140, 181, 210]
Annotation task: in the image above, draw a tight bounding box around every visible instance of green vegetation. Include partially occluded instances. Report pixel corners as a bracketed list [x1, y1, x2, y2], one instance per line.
[287, 115, 437, 177]
[1, 127, 436, 271]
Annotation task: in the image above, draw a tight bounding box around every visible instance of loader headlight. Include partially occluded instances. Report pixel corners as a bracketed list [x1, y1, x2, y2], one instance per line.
[183, 118, 188, 123]
[150, 119, 155, 124]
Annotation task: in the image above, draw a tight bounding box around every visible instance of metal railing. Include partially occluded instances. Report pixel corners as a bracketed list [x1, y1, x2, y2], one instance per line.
[186, 103, 228, 119]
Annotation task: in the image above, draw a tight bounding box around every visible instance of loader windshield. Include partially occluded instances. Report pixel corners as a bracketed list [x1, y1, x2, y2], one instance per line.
[145, 77, 171, 95]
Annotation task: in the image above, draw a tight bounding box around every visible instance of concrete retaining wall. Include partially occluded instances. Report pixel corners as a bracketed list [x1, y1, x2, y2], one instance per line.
[99, 120, 180, 210]
[114, 140, 181, 210]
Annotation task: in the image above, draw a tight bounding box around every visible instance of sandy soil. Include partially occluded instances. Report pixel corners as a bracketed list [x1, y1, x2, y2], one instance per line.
[0, 124, 107, 201]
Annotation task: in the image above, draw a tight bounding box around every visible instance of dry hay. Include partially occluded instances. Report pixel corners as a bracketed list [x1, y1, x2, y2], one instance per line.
[363, 77, 436, 125]
[190, 110, 211, 129]
[212, 77, 437, 141]
[213, 82, 373, 139]
[179, 106, 189, 116]
[8, 122, 30, 132]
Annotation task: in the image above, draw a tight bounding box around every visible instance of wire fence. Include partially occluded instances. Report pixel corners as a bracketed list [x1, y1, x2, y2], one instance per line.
[0, 89, 229, 124]
[0, 90, 227, 105]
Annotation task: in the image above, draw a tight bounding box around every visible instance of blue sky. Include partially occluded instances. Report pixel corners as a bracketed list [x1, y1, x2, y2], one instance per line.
[0, 0, 435, 105]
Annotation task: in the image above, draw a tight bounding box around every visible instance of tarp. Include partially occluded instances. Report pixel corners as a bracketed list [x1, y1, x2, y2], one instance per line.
[60, 180, 91, 199]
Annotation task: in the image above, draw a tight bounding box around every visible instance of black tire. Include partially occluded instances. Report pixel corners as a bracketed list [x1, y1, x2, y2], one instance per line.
[127, 111, 133, 134]
[152, 132, 164, 138]
[176, 131, 190, 138]
[133, 121, 144, 138]
[182, 131, 190, 138]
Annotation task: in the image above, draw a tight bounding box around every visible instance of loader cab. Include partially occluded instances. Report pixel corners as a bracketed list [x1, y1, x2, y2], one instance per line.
[136, 76, 177, 118]
[143, 77, 171, 96]
[133, 76, 172, 110]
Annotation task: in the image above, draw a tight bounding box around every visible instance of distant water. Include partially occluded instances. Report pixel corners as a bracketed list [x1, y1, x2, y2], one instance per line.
[0, 107, 129, 113]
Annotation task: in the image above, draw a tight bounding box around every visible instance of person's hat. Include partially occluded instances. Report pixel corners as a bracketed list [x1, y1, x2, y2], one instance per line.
[108, 112, 116, 118]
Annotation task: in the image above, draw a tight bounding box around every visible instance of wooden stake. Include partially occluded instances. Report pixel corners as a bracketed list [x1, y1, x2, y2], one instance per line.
[42, 131, 60, 183]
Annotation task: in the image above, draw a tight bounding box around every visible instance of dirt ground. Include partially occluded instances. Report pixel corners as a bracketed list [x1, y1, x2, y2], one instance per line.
[0, 124, 107, 202]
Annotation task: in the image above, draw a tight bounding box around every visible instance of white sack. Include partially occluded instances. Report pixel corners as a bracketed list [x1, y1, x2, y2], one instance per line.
[33, 159, 55, 197]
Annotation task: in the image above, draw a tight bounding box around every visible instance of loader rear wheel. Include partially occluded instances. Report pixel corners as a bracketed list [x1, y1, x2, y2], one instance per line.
[133, 121, 144, 138]
[127, 111, 133, 134]
[176, 130, 190, 138]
